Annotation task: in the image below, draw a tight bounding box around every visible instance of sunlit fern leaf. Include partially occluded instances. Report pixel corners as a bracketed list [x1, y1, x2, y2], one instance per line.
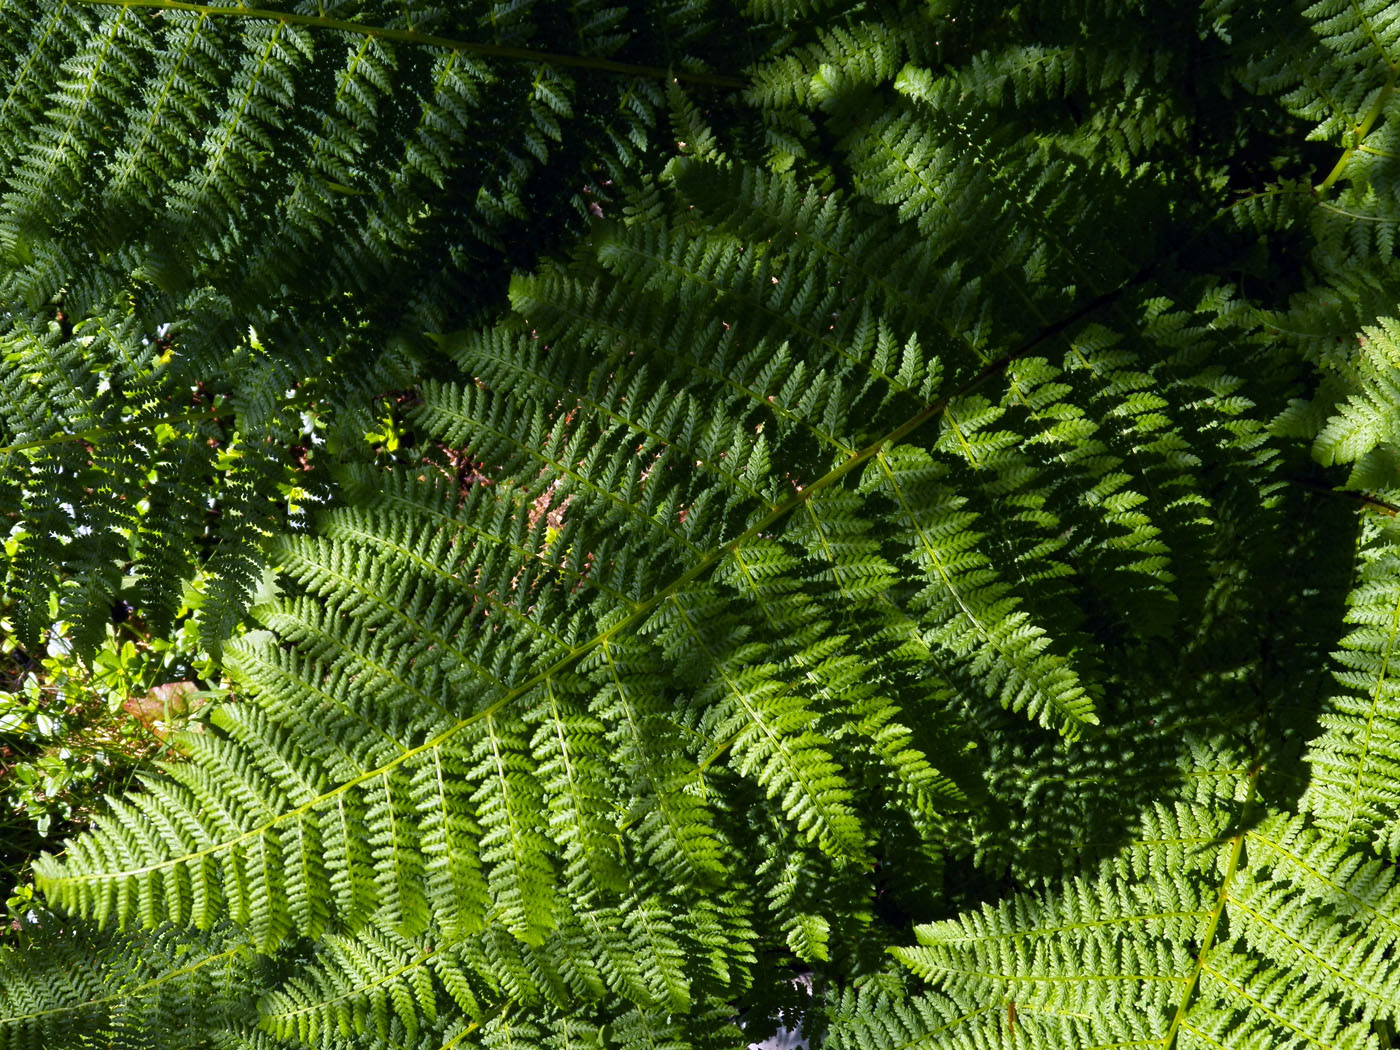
[1311, 318, 1400, 471]
[1303, 515, 1400, 856]
[524, 677, 628, 896]
[872, 800, 1400, 1050]
[858, 443, 1099, 732]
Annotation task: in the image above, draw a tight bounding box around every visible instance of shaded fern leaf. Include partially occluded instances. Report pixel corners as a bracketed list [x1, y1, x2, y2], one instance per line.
[0, 922, 261, 1050]
[0, 0, 759, 649]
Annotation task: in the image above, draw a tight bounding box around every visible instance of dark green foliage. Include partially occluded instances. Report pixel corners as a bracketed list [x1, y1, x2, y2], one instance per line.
[4, 1, 1400, 1049]
[0, 918, 266, 1048]
[0, 0, 752, 653]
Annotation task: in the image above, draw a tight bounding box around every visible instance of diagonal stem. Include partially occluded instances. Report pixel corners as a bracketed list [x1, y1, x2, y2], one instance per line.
[38, 271, 1143, 889]
[74, 0, 745, 87]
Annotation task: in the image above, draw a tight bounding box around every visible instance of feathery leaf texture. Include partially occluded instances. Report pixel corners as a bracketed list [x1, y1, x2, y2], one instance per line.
[8, 1, 1400, 1049]
[0, 0, 754, 650]
[846, 803, 1400, 1049]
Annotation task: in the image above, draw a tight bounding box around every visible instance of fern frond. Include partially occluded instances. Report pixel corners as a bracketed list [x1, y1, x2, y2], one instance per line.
[860, 443, 1098, 732]
[0, 0, 762, 646]
[878, 800, 1400, 1049]
[1303, 515, 1400, 855]
[40, 153, 1269, 965]
[1311, 318, 1400, 473]
[15, 5, 1400, 1049]
[0, 923, 259, 1050]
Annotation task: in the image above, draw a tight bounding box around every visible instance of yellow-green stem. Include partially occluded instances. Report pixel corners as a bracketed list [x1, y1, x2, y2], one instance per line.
[1317, 67, 1398, 193]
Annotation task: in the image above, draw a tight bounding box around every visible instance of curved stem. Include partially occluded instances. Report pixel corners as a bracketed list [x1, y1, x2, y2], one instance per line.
[1317, 65, 1398, 193]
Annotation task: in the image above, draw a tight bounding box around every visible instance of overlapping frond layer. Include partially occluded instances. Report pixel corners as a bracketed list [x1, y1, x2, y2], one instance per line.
[845, 796, 1400, 1049]
[1253, 301, 1400, 861]
[0, 0, 751, 648]
[36, 131, 1292, 1043]
[0, 315, 311, 652]
[1285, 315, 1400, 860]
[0, 0, 737, 322]
[17, 1, 1400, 1049]
[0, 923, 260, 1050]
[0, 928, 112, 1049]
[1284, 316, 1400, 488]
[1303, 515, 1400, 856]
[38, 172, 975, 951]
[1236, 0, 1400, 274]
[257, 894, 752, 1049]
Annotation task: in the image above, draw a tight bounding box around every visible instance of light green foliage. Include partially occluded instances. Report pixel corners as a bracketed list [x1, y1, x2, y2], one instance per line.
[3, 1, 1400, 1049]
[0, 606, 212, 904]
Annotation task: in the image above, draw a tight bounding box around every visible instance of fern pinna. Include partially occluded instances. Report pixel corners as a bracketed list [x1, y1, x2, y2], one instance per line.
[4, 0, 1400, 1049]
[0, 0, 750, 654]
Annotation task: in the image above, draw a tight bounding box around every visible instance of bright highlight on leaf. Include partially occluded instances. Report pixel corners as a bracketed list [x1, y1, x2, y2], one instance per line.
[1, 1, 1400, 1049]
